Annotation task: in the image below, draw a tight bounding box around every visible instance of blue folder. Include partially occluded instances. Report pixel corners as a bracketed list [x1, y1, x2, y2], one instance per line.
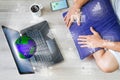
[63, 0, 120, 59]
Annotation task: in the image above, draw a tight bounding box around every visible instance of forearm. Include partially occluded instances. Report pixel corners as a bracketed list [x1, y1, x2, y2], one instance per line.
[73, 0, 89, 8]
[102, 40, 120, 52]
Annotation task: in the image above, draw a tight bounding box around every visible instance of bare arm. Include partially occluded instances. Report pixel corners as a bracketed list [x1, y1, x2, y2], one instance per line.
[78, 27, 120, 52]
[102, 40, 120, 52]
[74, 0, 89, 8]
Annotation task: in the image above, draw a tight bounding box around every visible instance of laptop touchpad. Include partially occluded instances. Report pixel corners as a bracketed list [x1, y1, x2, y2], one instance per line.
[46, 39, 57, 54]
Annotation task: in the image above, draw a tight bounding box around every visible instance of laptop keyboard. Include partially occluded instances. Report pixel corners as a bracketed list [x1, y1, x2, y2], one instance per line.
[25, 29, 54, 69]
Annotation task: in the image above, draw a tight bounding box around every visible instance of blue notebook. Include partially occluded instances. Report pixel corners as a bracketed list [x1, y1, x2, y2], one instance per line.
[63, 0, 120, 59]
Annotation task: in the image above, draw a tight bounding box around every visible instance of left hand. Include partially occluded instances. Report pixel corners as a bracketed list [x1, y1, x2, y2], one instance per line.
[77, 27, 104, 48]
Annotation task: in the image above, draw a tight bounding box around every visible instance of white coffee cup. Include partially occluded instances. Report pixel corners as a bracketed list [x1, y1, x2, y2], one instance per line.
[30, 4, 43, 17]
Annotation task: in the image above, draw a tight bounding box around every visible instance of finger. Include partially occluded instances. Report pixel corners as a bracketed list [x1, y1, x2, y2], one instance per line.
[77, 12, 81, 26]
[67, 19, 73, 28]
[78, 35, 89, 39]
[78, 42, 87, 45]
[80, 45, 89, 48]
[77, 18, 80, 26]
[77, 38, 87, 41]
[64, 13, 71, 27]
[90, 27, 98, 35]
[64, 12, 70, 20]
[67, 14, 75, 28]
[64, 15, 67, 21]
[65, 17, 70, 27]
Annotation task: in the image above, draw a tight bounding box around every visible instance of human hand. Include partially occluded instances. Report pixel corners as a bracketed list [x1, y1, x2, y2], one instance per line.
[64, 5, 81, 28]
[77, 27, 104, 48]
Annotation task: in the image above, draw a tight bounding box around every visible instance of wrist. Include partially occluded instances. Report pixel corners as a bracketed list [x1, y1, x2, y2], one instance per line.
[74, 3, 82, 9]
[100, 39, 107, 48]
[74, 0, 89, 9]
[101, 39, 114, 48]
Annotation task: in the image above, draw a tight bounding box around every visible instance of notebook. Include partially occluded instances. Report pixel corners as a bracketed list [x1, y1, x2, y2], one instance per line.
[63, 0, 120, 59]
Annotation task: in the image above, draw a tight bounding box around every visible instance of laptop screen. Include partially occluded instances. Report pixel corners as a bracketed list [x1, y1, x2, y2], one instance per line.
[1, 26, 34, 74]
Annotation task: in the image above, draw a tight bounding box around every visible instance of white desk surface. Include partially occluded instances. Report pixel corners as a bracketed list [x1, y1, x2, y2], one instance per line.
[0, 0, 120, 80]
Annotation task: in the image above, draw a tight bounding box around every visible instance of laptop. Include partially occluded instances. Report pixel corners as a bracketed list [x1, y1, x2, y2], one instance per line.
[1, 21, 63, 74]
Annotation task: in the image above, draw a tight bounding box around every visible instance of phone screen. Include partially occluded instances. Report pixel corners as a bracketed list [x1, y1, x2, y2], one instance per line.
[51, 0, 68, 11]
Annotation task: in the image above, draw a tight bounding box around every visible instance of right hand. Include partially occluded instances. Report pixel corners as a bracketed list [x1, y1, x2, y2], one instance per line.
[64, 5, 81, 28]
[78, 27, 104, 48]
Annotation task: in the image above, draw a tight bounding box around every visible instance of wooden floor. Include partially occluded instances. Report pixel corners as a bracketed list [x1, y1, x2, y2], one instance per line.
[0, 0, 120, 80]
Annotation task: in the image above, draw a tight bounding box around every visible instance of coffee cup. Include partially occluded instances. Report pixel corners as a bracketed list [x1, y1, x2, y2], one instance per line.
[30, 4, 43, 17]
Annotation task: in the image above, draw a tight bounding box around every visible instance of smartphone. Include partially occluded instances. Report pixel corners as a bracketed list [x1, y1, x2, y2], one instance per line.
[50, 0, 69, 11]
